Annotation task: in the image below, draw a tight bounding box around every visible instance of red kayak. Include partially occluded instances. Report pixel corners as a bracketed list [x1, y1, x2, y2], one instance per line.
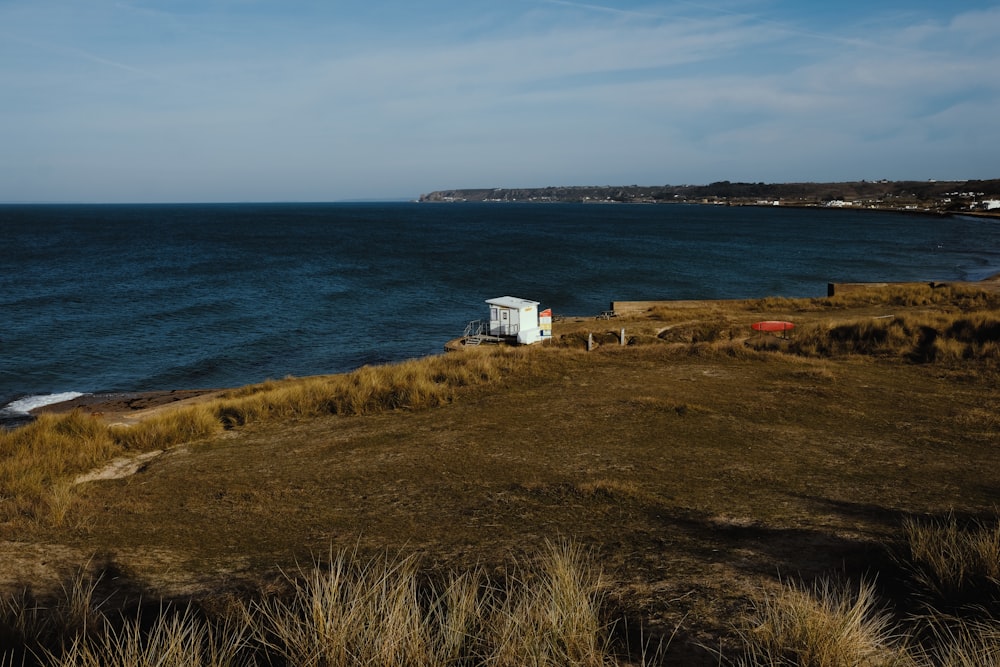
[751, 320, 795, 332]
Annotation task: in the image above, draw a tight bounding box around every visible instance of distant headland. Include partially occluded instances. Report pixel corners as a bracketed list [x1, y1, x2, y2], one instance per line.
[419, 179, 1000, 216]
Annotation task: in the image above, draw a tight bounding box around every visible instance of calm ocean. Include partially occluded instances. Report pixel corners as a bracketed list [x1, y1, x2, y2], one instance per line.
[2, 202, 999, 423]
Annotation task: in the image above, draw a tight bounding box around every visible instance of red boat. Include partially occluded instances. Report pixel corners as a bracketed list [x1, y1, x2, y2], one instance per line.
[751, 320, 795, 333]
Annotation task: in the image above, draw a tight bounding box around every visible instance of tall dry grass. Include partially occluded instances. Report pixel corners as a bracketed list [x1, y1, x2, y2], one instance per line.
[787, 312, 1000, 363]
[0, 412, 120, 523]
[0, 566, 105, 665]
[252, 540, 610, 667]
[7, 532, 1000, 666]
[821, 284, 1000, 310]
[898, 514, 1000, 611]
[731, 577, 1000, 667]
[252, 550, 462, 666]
[729, 511, 1000, 665]
[212, 346, 529, 426]
[0, 348, 532, 526]
[733, 577, 915, 667]
[45, 606, 249, 667]
[0, 407, 221, 525]
[111, 407, 221, 451]
[917, 617, 1000, 666]
[2, 541, 623, 667]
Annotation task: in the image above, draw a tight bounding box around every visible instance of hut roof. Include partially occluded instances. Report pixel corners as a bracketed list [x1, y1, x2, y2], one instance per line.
[485, 296, 539, 309]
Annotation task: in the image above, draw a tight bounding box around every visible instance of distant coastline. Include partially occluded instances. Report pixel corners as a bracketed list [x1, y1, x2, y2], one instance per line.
[419, 179, 1000, 217]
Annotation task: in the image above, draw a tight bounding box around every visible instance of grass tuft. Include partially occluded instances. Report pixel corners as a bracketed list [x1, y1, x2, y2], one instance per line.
[733, 577, 913, 667]
[898, 513, 1000, 612]
[917, 617, 1000, 666]
[1, 541, 624, 666]
[46, 605, 249, 667]
[251, 540, 611, 667]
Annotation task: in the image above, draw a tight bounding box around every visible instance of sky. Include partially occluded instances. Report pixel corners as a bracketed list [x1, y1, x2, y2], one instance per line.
[1, 0, 999, 203]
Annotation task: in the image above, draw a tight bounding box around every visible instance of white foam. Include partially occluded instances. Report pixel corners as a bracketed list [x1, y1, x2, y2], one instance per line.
[2, 392, 87, 415]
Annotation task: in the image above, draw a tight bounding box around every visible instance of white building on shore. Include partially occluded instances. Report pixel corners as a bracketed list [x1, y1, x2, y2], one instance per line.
[485, 296, 545, 344]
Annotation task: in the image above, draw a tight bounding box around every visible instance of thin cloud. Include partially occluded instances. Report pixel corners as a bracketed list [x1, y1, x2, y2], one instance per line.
[539, 0, 931, 56]
[540, 0, 683, 21]
[0, 30, 155, 77]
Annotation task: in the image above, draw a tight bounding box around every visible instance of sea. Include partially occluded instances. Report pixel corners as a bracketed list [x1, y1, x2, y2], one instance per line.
[2, 202, 999, 426]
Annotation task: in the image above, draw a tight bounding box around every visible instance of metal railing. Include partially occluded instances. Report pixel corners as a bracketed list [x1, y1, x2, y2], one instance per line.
[463, 320, 485, 338]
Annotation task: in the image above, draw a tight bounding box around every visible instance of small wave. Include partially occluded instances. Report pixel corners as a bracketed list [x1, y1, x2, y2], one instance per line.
[2, 391, 87, 415]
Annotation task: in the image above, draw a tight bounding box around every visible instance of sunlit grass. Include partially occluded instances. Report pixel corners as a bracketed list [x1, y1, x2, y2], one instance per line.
[0, 412, 120, 523]
[0, 347, 532, 525]
[787, 311, 1000, 363]
[733, 577, 915, 667]
[252, 540, 612, 667]
[822, 283, 1000, 310]
[46, 605, 248, 667]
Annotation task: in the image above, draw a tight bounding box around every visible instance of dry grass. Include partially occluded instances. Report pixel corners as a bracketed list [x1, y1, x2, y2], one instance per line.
[3, 282, 1000, 663]
[0, 566, 104, 664]
[918, 617, 1000, 666]
[2, 542, 622, 667]
[111, 407, 221, 451]
[0, 348, 531, 525]
[898, 514, 1000, 611]
[731, 573, 1000, 667]
[252, 540, 612, 667]
[787, 312, 1000, 363]
[9, 533, 1000, 666]
[46, 606, 248, 667]
[212, 346, 531, 426]
[733, 578, 915, 667]
[820, 283, 1000, 310]
[252, 550, 446, 666]
[0, 412, 120, 523]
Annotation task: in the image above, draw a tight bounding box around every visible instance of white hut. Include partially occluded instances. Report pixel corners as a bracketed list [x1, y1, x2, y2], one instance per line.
[485, 296, 544, 344]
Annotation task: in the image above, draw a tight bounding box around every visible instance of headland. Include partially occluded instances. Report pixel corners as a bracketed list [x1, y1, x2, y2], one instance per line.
[419, 178, 1000, 216]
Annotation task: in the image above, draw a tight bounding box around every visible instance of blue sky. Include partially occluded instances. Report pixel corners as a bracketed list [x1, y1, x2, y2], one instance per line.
[2, 0, 998, 202]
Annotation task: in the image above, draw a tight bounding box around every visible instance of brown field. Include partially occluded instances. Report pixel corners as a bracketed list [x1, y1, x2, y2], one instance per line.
[2, 280, 999, 665]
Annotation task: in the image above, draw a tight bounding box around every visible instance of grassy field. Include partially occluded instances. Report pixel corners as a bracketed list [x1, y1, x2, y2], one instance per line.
[2, 281, 999, 664]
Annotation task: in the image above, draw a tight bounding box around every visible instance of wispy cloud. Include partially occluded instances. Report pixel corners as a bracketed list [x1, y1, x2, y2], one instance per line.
[0, 30, 154, 77]
[0, 0, 997, 201]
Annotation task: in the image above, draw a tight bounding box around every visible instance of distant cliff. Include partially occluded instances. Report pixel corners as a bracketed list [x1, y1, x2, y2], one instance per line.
[418, 180, 1000, 214]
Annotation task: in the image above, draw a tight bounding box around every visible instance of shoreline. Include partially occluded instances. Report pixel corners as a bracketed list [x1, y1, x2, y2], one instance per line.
[29, 389, 223, 425]
[24, 274, 1000, 424]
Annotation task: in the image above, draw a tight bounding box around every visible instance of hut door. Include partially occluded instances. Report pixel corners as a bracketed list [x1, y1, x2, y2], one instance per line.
[500, 309, 510, 335]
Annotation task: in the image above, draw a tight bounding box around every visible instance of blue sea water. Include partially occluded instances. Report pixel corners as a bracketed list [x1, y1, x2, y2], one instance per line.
[2, 202, 999, 421]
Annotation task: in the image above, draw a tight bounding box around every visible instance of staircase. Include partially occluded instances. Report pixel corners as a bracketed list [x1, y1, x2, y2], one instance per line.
[462, 320, 503, 346]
